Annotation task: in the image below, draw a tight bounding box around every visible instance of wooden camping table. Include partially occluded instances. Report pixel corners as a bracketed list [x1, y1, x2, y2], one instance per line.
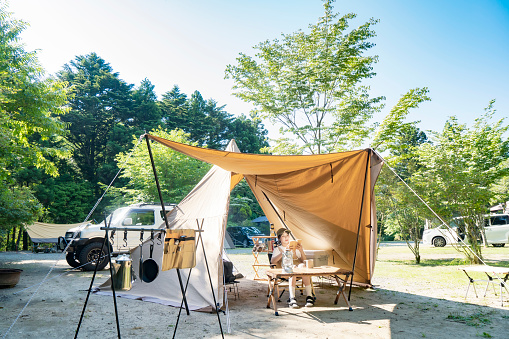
[265, 266, 353, 316]
[458, 265, 509, 306]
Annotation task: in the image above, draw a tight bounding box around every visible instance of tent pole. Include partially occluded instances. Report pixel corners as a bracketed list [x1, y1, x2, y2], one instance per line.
[261, 191, 296, 241]
[75, 224, 113, 338]
[173, 261, 194, 337]
[144, 135, 171, 229]
[348, 150, 371, 302]
[103, 214, 121, 338]
[197, 219, 224, 338]
[144, 135, 190, 315]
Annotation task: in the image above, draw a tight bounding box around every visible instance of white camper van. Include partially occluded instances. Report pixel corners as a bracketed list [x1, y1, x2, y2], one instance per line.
[484, 214, 509, 247]
[423, 214, 509, 247]
[60, 203, 175, 270]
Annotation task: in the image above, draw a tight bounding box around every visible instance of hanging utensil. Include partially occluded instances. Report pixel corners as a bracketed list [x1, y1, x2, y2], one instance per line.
[142, 230, 159, 283]
[139, 230, 144, 282]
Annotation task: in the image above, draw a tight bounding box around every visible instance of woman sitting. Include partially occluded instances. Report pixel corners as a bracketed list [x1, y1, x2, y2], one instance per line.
[270, 228, 314, 308]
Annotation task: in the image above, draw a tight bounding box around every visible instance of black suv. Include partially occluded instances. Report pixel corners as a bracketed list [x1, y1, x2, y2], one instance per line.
[227, 226, 265, 248]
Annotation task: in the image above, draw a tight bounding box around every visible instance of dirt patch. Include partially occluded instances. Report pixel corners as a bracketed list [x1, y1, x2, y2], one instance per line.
[1, 247, 508, 338]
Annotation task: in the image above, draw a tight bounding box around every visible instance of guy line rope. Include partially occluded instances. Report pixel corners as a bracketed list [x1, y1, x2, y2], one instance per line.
[382, 158, 507, 285]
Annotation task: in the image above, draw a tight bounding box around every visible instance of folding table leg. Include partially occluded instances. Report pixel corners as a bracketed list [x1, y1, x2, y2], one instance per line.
[462, 270, 478, 298]
[333, 275, 353, 311]
[266, 277, 279, 316]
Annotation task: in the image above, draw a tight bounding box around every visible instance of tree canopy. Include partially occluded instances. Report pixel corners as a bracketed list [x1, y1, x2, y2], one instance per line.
[226, 0, 383, 154]
[109, 128, 211, 206]
[0, 6, 69, 182]
[0, 4, 69, 234]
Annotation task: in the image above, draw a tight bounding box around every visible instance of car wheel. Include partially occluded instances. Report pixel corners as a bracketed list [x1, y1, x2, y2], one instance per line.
[432, 236, 446, 247]
[66, 252, 81, 268]
[242, 239, 248, 248]
[79, 242, 108, 271]
[492, 243, 505, 247]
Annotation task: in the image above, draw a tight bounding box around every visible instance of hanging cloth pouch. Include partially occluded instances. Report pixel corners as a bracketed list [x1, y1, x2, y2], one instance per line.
[162, 229, 196, 270]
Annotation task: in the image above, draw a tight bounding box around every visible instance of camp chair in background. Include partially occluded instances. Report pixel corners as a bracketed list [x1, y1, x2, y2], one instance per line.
[223, 259, 239, 300]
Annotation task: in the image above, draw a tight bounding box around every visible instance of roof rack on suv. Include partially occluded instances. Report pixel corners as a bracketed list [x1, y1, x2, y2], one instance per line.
[130, 202, 177, 207]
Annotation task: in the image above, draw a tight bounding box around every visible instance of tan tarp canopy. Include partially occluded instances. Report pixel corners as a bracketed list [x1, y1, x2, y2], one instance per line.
[147, 134, 383, 285]
[26, 222, 90, 243]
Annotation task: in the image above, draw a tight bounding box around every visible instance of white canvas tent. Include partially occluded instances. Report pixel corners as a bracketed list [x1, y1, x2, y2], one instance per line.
[98, 134, 383, 311]
[97, 140, 239, 310]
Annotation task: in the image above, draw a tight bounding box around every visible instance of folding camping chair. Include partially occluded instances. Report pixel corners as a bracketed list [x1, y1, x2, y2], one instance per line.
[223, 259, 240, 300]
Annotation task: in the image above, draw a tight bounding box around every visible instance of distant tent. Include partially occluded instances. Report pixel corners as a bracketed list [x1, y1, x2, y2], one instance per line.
[251, 216, 268, 223]
[97, 134, 383, 311]
[223, 230, 235, 249]
[26, 222, 90, 244]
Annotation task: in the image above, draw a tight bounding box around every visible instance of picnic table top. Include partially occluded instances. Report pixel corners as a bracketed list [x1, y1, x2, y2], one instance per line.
[458, 265, 509, 274]
[266, 266, 352, 279]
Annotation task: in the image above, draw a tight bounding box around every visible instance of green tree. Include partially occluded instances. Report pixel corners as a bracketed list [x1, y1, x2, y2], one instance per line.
[129, 78, 162, 133]
[491, 158, 509, 210]
[376, 125, 428, 263]
[226, 114, 268, 153]
[159, 86, 268, 152]
[371, 87, 431, 154]
[0, 5, 69, 182]
[15, 162, 95, 223]
[159, 85, 188, 132]
[108, 128, 211, 207]
[412, 102, 509, 263]
[225, 0, 383, 154]
[228, 179, 264, 225]
[57, 53, 134, 196]
[0, 3, 68, 246]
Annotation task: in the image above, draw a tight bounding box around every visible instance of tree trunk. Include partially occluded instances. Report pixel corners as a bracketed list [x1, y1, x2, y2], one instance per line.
[23, 231, 28, 250]
[11, 226, 16, 251]
[6, 231, 10, 251]
[15, 227, 23, 251]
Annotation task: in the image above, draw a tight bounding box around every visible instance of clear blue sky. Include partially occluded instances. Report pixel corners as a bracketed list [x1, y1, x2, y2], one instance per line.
[8, 0, 509, 141]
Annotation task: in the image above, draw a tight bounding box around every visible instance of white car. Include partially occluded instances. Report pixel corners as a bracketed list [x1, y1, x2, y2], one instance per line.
[60, 203, 175, 270]
[423, 225, 462, 247]
[484, 214, 509, 247]
[423, 214, 509, 247]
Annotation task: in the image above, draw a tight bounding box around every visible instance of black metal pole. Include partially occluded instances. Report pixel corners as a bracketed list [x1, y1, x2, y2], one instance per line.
[104, 214, 121, 338]
[198, 222, 224, 338]
[348, 150, 371, 302]
[75, 228, 109, 338]
[261, 191, 296, 241]
[144, 134, 170, 229]
[144, 134, 189, 315]
[176, 269, 190, 315]
[172, 261, 194, 338]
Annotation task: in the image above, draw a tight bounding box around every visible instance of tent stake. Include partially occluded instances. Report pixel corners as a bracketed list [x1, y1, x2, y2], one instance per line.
[145, 134, 190, 314]
[348, 150, 371, 303]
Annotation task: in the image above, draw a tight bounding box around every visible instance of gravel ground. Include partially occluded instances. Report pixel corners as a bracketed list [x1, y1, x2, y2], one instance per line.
[1, 245, 508, 338]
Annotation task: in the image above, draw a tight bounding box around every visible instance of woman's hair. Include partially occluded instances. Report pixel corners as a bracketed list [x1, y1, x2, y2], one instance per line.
[278, 230, 290, 240]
